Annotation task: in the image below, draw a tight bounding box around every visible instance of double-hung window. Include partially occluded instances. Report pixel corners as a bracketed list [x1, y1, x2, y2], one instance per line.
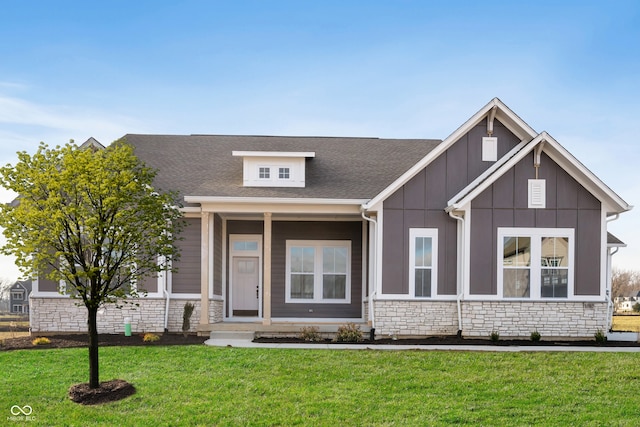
[409, 229, 438, 298]
[286, 240, 351, 303]
[498, 228, 573, 299]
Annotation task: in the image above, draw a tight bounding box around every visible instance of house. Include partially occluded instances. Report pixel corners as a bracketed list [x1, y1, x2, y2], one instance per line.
[28, 98, 631, 339]
[10, 280, 31, 314]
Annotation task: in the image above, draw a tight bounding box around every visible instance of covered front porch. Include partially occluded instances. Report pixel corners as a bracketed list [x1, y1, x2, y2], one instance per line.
[186, 197, 374, 335]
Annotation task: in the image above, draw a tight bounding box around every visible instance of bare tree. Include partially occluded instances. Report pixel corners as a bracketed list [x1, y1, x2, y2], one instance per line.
[612, 268, 640, 298]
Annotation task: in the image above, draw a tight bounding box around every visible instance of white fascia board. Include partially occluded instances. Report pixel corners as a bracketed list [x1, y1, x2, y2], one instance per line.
[232, 151, 316, 158]
[540, 135, 631, 214]
[184, 196, 367, 214]
[446, 134, 545, 211]
[363, 98, 538, 210]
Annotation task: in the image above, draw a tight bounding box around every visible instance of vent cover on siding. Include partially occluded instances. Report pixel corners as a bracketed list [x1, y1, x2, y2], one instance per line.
[482, 137, 498, 162]
[528, 179, 546, 209]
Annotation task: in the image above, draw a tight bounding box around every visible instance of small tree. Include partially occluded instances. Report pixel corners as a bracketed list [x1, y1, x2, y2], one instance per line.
[633, 302, 640, 313]
[0, 141, 183, 389]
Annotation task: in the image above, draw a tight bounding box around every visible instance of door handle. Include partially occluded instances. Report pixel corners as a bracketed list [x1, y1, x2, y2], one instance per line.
[256, 285, 259, 299]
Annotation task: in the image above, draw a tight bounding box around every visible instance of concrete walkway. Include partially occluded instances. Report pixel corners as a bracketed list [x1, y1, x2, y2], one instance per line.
[204, 339, 640, 352]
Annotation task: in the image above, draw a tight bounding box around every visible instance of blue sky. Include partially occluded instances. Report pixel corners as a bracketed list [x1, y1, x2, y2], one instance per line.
[0, 0, 638, 280]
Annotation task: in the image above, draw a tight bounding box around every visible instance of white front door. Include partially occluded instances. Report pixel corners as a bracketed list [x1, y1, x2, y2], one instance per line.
[232, 256, 260, 317]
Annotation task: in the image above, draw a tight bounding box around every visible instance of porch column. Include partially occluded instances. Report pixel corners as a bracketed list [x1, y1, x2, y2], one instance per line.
[199, 211, 210, 326]
[263, 212, 272, 325]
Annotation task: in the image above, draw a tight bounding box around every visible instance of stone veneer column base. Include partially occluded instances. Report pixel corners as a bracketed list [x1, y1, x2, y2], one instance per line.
[373, 300, 608, 339]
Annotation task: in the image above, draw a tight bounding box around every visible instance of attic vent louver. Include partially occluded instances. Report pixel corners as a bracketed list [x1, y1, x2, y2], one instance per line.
[528, 179, 546, 209]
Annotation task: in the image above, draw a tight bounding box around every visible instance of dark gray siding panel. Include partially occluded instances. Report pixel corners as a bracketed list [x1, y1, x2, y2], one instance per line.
[469, 152, 602, 296]
[576, 209, 601, 295]
[172, 218, 201, 294]
[470, 209, 495, 294]
[382, 209, 406, 294]
[271, 221, 362, 318]
[382, 119, 521, 296]
[38, 263, 59, 292]
[213, 214, 223, 296]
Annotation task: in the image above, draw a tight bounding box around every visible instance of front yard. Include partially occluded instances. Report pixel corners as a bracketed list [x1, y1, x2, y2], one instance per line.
[2, 345, 640, 426]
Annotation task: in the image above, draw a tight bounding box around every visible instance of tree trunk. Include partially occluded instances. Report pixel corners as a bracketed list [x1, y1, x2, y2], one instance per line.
[87, 305, 100, 389]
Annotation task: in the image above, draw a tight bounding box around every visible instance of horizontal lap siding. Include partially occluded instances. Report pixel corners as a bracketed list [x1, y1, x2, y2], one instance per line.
[172, 218, 201, 294]
[470, 152, 601, 295]
[272, 221, 362, 318]
[382, 120, 521, 295]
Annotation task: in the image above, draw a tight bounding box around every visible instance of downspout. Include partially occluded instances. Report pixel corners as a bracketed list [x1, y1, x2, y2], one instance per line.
[448, 210, 465, 337]
[361, 209, 377, 336]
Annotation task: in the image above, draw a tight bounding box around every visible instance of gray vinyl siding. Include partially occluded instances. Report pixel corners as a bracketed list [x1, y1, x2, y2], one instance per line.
[271, 221, 362, 318]
[382, 119, 521, 295]
[172, 217, 201, 294]
[38, 262, 59, 292]
[213, 214, 223, 296]
[470, 152, 601, 295]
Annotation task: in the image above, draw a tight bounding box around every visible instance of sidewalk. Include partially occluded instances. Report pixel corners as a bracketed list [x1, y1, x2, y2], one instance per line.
[204, 339, 640, 352]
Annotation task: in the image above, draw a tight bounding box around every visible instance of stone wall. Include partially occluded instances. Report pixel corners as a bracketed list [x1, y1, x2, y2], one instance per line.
[373, 299, 608, 339]
[30, 297, 224, 334]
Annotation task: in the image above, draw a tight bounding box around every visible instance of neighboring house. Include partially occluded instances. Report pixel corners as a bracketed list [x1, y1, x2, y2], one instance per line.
[10, 280, 32, 314]
[29, 98, 631, 339]
[614, 296, 640, 313]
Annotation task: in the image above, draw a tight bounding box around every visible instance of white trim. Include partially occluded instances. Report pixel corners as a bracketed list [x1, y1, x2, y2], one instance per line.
[232, 151, 316, 158]
[364, 97, 538, 210]
[408, 228, 439, 298]
[229, 234, 263, 320]
[168, 293, 201, 299]
[186, 196, 367, 215]
[285, 240, 352, 304]
[496, 228, 575, 300]
[186, 196, 367, 205]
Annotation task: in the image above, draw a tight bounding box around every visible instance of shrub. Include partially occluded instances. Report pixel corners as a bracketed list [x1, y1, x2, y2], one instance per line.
[32, 337, 51, 346]
[143, 333, 161, 343]
[633, 302, 640, 313]
[490, 330, 500, 343]
[298, 326, 322, 342]
[530, 330, 541, 342]
[594, 329, 607, 344]
[182, 302, 195, 336]
[334, 323, 363, 343]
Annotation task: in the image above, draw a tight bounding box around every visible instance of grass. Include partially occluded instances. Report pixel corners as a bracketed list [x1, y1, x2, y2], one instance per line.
[2, 346, 640, 426]
[611, 314, 640, 332]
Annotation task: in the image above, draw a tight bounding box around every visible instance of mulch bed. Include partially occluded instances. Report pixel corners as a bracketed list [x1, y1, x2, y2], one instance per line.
[0, 333, 207, 351]
[69, 379, 136, 405]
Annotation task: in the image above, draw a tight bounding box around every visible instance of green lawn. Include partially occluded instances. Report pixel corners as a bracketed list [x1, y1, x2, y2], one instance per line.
[2, 346, 640, 426]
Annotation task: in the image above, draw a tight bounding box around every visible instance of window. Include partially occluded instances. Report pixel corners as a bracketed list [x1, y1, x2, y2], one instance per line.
[286, 240, 351, 303]
[279, 167, 290, 179]
[233, 241, 259, 251]
[11, 291, 24, 301]
[409, 229, 438, 298]
[12, 305, 23, 313]
[259, 167, 270, 179]
[498, 228, 573, 299]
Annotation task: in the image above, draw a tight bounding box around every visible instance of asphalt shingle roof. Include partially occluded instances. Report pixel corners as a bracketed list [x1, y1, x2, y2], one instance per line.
[124, 134, 441, 204]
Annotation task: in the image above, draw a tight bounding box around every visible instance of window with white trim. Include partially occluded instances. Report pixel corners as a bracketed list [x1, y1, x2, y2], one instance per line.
[11, 290, 24, 301]
[279, 167, 290, 179]
[286, 240, 351, 303]
[498, 228, 573, 299]
[258, 167, 270, 179]
[409, 229, 438, 298]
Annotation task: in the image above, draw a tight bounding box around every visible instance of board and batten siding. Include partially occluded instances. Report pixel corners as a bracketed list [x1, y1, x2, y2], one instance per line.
[171, 217, 201, 294]
[382, 119, 521, 295]
[470, 151, 601, 295]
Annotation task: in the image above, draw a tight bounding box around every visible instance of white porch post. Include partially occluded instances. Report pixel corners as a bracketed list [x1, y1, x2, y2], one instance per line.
[263, 212, 272, 325]
[199, 211, 210, 326]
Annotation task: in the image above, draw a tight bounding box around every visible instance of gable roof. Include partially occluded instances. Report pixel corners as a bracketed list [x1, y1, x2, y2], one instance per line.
[446, 131, 631, 215]
[125, 134, 441, 205]
[363, 98, 538, 210]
